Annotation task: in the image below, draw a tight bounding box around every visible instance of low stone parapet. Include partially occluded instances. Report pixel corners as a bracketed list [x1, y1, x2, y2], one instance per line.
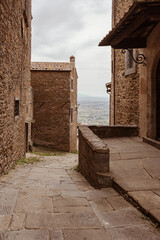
[89, 125, 139, 139]
[78, 126, 111, 188]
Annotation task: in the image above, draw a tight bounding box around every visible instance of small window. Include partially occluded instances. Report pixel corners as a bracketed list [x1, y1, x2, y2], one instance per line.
[70, 108, 73, 123]
[71, 78, 73, 91]
[125, 49, 136, 76]
[14, 98, 19, 118]
[21, 19, 23, 39]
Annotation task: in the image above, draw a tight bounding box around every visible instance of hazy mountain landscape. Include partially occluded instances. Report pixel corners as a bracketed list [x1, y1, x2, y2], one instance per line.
[78, 94, 109, 125]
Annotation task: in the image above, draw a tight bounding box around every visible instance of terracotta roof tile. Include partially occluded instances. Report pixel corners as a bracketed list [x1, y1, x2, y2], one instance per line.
[31, 62, 72, 71]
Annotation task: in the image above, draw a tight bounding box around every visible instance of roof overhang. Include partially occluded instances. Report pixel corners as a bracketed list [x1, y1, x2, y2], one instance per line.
[99, 1, 160, 49]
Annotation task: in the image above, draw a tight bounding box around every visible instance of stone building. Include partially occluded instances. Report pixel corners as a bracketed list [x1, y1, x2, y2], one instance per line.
[99, 0, 160, 141]
[31, 56, 78, 152]
[0, 0, 32, 173]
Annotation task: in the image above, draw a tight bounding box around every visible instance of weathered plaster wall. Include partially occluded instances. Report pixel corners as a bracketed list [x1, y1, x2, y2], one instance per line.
[0, 0, 32, 173]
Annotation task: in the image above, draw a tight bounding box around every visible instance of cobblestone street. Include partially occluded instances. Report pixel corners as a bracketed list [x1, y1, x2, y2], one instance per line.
[0, 152, 160, 239]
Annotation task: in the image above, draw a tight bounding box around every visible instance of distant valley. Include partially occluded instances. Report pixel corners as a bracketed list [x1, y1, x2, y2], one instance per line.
[77, 94, 109, 125]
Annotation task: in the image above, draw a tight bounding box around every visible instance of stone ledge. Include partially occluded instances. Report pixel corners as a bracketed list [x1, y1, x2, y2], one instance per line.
[89, 125, 139, 138]
[79, 126, 109, 153]
[78, 126, 111, 189]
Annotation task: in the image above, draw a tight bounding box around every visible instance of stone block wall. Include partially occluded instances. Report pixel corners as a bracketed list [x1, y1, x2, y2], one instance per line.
[31, 71, 71, 151]
[111, 0, 140, 127]
[0, 0, 32, 173]
[69, 56, 78, 151]
[89, 125, 139, 138]
[31, 62, 78, 152]
[78, 126, 111, 188]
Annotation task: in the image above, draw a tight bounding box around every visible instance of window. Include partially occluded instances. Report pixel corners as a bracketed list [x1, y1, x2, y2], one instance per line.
[14, 98, 19, 118]
[125, 49, 136, 76]
[70, 108, 73, 123]
[21, 19, 23, 39]
[71, 78, 73, 91]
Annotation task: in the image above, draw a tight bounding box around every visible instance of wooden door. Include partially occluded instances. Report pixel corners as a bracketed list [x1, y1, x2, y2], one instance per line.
[25, 123, 29, 152]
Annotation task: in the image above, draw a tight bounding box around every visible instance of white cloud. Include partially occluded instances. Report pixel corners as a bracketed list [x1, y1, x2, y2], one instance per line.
[32, 0, 112, 97]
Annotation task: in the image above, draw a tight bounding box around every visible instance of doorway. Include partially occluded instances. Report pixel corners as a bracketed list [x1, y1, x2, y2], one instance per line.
[156, 59, 160, 139]
[25, 123, 29, 152]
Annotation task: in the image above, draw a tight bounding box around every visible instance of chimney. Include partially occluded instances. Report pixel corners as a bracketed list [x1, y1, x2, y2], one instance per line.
[70, 56, 75, 66]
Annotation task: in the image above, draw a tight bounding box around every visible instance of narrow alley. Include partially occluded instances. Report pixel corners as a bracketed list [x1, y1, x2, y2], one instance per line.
[0, 151, 159, 239]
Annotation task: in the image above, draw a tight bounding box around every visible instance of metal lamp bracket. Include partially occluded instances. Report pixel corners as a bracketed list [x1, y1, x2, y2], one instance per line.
[122, 48, 147, 66]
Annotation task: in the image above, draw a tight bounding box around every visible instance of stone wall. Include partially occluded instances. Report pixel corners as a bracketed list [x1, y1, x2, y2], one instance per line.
[110, 0, 160, 139]
[0, 0, 32, 173]
[31, 63, 78, 152]
[111, 0, 140, 126]
[78, 126, 111, 188]
[89, 125, 139, 138]
[69, 56, 78, 151]
[143, 22, 160, 138]
[31, 71, 70, 151]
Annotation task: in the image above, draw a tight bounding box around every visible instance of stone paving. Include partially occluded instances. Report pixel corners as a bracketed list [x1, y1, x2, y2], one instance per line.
[103, 137, 160, 225]
[0, 152, 160, 239]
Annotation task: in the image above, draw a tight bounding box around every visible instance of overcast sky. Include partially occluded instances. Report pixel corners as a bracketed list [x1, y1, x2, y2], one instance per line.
[31, 0, 112, 97]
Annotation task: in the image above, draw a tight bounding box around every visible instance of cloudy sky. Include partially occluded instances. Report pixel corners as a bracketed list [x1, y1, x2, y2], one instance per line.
[31, 0, 112, 97]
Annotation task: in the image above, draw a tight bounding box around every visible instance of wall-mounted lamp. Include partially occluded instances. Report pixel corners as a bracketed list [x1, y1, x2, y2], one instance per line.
[122, 49, 147, 66]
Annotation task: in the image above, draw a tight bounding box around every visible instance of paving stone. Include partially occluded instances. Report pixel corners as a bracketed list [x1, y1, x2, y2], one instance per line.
[10, 213, 25, 230]
[24, 179, 61, 190]
[63, 229, 112, 240]
[61, 190, 87, 198]
[108, 224, 160, 240]
[54, 206, 92, 214]
[107, 196, 132, 210]
[51, 230, 64, 240]
[0, 216, 12, 230]
[110, 153, 122, 160]
[96, 208, 146, 229]
[26, 212, 102, 229]
[0, 193, 18, 215]
[0, 231, 7, 240]
[52, 197, 89, 207]
[112, 168, 151, 179]
[115, 178, 160, 191]
[14, 194, 53, 213]
[19, 187, 61, 197]
[111, 159, 143, 170]
[150, 209, 160, 222]
[87, 188, 119, 201]
[60, 183, 77, 191]
[89, 199, 113, 212]
[74, 181, 94, 191]
[153, 190, 160, 197]
[7, 229, 50, 240]
[70, 175, 87, 182]
[143, 158, 160, 178]
[1, 175, 28, 188]
[129, 191, 160, 211]
[120, 151, 160, 160]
